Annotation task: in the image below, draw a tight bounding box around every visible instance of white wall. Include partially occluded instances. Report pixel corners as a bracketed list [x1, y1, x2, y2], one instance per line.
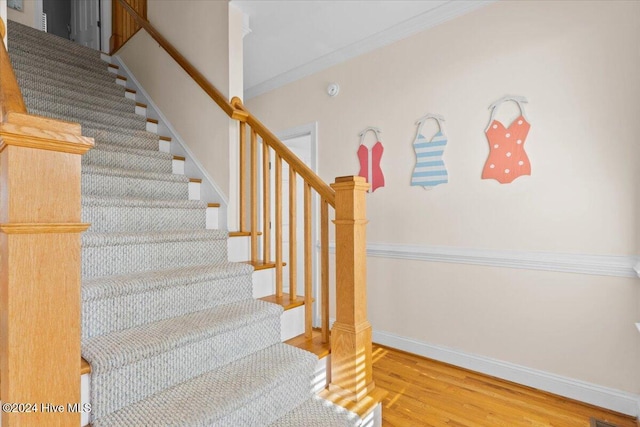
[247, 0, 640, 396]
[7, 0, 36, 28]
[118, 0, 232, 200]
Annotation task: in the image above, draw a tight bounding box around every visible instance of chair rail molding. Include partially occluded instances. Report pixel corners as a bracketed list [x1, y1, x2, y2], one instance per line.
[327, 242, 639, 278]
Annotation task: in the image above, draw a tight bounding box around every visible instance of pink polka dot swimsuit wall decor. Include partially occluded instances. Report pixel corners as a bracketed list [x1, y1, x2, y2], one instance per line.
[482, 95, 531, 184]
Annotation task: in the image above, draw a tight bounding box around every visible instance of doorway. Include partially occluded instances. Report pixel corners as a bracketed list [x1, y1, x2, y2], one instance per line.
[36, 0, 105, 51]
[43, 0, 71, 40]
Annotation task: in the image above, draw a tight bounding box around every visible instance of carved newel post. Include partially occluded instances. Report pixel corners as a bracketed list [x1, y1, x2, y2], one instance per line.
[328, 176, 375, 401]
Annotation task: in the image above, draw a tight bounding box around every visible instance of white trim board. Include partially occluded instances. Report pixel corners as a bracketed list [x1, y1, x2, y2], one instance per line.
[244, 0, 495, 99]
[114, 56, 229, 227]
[373, 330, 640, 417]
[327, 242, 639, 278]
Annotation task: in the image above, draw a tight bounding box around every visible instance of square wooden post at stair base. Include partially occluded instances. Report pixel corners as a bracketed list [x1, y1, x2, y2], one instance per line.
[0, 112, 93, 426]
[328, 176, 375, 402]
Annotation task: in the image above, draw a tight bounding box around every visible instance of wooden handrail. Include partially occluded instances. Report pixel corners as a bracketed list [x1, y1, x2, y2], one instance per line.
[115, 0, 245, 121]
[0, 18, 27, 122]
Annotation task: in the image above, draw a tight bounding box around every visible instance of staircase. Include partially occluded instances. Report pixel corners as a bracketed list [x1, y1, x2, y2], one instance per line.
[5, 20, 362, 426]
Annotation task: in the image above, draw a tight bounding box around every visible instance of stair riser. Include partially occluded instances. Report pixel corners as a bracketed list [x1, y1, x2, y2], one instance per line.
[85, 129, 159, 151]
[83, 149, 172, 175]
[82, 173, 187, 201]
[82, 238, 228, 278]
[90, 316, 281, 419]
[9, 43, 115, 78]
[83, 205, 205, 233]
[82, 274, 254, 338]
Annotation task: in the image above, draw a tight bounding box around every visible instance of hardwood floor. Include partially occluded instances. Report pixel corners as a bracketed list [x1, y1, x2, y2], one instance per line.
[372, 344, 635, 427]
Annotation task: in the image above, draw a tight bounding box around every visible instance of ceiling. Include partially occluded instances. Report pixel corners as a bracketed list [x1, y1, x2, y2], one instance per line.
[232, 0, 493, 99]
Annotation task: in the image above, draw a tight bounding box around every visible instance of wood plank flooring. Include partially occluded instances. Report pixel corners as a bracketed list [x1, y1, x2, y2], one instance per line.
[372, 344, 635, 427]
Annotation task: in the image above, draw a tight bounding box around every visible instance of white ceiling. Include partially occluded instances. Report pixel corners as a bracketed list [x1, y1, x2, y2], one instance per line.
[232, 0, 493, 99]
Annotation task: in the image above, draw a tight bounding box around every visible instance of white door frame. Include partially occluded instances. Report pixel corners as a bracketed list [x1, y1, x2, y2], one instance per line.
[275, 122, 321, 327]
[34, 0, 111, 53]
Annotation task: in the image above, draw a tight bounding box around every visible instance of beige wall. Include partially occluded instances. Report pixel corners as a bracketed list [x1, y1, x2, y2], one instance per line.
[7, 0, 35, 28]
[118, 0, 232, 199]
[247, 0, 640, 393]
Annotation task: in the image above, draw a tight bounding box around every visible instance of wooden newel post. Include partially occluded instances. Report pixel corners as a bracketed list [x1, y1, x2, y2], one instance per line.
[328, 175, 375, 401]
[0, 108, 93, 425]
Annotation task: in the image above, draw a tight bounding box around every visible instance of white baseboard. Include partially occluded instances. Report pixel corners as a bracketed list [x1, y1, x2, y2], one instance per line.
[373, 330, 640, 417]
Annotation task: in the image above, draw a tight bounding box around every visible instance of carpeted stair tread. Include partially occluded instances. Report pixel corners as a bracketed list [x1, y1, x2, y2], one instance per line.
[269, 395, 362, 427]
[91, 343, 317, 427]
[27, 105, 147, 134]
[9, 43, 115, 79]
[22, 89, 146, 126]
[83, 145, 173, 174]
[84, 128, 160, 151]
[83, 195, 205, 210]
[83, 262, 253, 301]
[82, 299, 282, 373]
[82, 263, 255, 338]
[89, 141, 170, 159]
[8, 20, 104, 60]
[21, 85, 137, 117]
[12, 60, 125, 98]
[83, 228, 227, 247]
[82, 197, 206, 232]
[83, 164, 187, 183]
[9, 42, 109, 75]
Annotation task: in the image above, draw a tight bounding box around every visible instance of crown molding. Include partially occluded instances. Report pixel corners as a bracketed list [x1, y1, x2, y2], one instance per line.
[244, 0, 495, 99]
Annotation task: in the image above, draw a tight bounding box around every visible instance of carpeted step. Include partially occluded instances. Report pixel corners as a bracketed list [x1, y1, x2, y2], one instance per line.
[8, 36, 112, 75]
[84, 299, 283, 420]
[84, 127, 160, 151]
[21, 85, 137, 118]
[8, 20, 104, 62]
[82, 262, 255, 338]
[82, 229, 228, 278]
[82, 196, 205, 232]
[83, 143, 172, 175]
[22, 87, 145, 129]
[12, 58, 124, 99]
[9, 42, 115, 80]
[90, 343, 317, 426]
[82, 164, 188, 200]
[27, 103, 147, 134]
[269, 395, 362, 427]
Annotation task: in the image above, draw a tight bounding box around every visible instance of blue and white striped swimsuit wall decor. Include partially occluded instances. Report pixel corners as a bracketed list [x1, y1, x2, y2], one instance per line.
[411, 114, 449, 189]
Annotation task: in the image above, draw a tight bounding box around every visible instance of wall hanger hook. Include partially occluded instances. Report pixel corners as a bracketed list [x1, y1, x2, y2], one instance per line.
[359, 126, 382, 145]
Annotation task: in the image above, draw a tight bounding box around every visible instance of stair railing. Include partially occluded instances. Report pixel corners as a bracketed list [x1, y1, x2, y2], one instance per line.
[116, 0, 379, 411]
[0, 18, 94, 426]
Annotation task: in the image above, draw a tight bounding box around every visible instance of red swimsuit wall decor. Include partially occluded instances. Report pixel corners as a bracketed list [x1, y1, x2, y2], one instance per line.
[482, 95, 531, 184]
[357, 127, 385, 193]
